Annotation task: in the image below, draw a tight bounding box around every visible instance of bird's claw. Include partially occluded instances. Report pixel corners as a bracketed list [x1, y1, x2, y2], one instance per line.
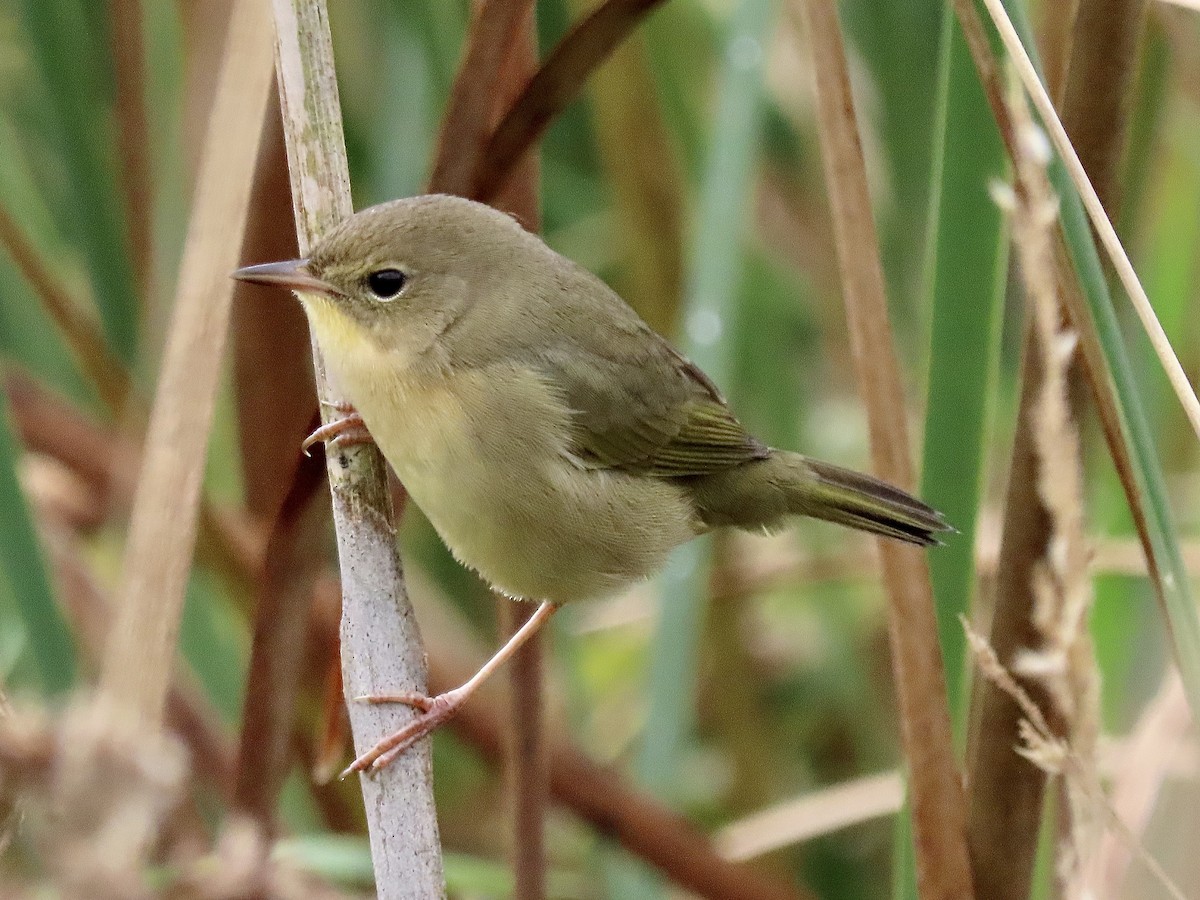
[302, 409, 372, 456]
[340, 691, 463, 778]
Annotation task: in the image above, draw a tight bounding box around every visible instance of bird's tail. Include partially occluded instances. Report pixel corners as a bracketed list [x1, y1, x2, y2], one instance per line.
[787, 456, 949, 546]
[690, 451, 950, 547]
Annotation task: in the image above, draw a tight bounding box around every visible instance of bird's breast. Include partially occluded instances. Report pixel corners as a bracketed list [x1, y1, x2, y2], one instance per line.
[313, 325, 694, 603]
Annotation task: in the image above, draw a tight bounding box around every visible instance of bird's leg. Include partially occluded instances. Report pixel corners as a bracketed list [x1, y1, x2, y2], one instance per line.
[303, 400, 372, 455]
[341, 600, 558, 777]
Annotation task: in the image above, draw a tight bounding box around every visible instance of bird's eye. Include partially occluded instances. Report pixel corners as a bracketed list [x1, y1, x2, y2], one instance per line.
[366, 268, 407, 300]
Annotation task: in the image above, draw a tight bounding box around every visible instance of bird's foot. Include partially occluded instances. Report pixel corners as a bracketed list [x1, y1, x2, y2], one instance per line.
[302, 404, 371, 455]
[340, 688, 467, 778]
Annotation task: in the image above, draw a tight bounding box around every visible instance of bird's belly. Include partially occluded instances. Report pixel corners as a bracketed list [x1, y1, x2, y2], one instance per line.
[344, 364, 696, 603]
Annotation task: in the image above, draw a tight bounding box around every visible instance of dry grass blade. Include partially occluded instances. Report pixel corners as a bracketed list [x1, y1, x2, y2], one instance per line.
[964, 625, 1187, 900]
[426, 0, 534, 196]
[269, 0, 444, 892]
[979, 0, 1200, 445]
[99, 0, 275, 728]
[1093, 669, 1189, 896]
[794, 1, 974, 897]
[715, 771, 904, 861]
[472, 0, 669, 203]
[1059, 0, 1147, 214]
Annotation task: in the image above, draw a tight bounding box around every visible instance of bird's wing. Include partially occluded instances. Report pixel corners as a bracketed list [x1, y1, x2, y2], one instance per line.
[533, 323, 769, 478]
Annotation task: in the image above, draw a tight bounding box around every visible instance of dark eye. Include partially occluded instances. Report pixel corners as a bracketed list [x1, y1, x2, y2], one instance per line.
[366, 268, 407, 299]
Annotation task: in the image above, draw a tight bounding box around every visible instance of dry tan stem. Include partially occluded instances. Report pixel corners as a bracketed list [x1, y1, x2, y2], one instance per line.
[269, 0, 445, 893]
[100, 0, 274, 727]
[795, 1, 974, 897]
[1001, 91, 1101, 897]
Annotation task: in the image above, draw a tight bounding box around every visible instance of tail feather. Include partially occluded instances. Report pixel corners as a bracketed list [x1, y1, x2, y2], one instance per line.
[791, 458, 949, 546]
[689, 452, 950, 547]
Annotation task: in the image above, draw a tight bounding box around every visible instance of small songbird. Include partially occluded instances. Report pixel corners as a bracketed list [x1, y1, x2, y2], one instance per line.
[234, 193, 947, 774]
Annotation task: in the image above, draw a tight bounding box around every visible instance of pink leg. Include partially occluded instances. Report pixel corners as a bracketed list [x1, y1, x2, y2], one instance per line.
[341, 601, 558, 777]
[302, 403, 372, 455]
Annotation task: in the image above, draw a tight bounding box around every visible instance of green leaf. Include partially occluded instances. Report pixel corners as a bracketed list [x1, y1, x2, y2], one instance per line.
[0, 391, 76, 693]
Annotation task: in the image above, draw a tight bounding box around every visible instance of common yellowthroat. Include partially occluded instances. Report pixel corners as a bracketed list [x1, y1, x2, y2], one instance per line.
[234, 193, 947, 774]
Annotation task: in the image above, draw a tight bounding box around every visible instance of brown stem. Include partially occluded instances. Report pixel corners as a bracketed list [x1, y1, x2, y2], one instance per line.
[796, 1, 974, 897]
[484, 4, 547, 896]
[232, 85, 313, 525]
[232, 448, 327, 830]
[950, 1, 1150, 897]
[107, 0, 153, 312]
[426, 0, 534, 196]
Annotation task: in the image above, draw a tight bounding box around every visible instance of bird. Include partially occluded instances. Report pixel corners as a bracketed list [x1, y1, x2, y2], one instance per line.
[233, 193, 948, 775]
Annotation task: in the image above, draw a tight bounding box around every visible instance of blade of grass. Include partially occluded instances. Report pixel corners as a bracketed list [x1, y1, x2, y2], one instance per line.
[920, 7, 1008, 718]
[639, 0, 774, 792]
[567, 0, 686, 336]
[948, 4, 1200, 897]
[268, 0, 445, 892]
[0, 390, 76, 693]
[796, 1, 974, 898]
[893, 12, 1008, 896]
[0, 203, 131, 414]
[17, 0, 139, 361]
[619, 4, 775, 895]
[100, 0, 274, 726]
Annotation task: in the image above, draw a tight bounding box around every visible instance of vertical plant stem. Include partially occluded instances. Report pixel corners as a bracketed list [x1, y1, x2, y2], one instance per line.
[797, 1, 975, 898]
[486, 4, 546, 897]
[269, 0, 445, 894]
[100, 0, 274, 728]
[957, 2, 1150, 895]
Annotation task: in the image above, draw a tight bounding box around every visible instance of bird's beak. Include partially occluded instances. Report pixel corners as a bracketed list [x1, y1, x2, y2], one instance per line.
[232, 259, 342, 296]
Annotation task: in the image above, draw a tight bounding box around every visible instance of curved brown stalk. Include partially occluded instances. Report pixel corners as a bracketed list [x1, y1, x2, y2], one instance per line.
[472, 0, 669, 203]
